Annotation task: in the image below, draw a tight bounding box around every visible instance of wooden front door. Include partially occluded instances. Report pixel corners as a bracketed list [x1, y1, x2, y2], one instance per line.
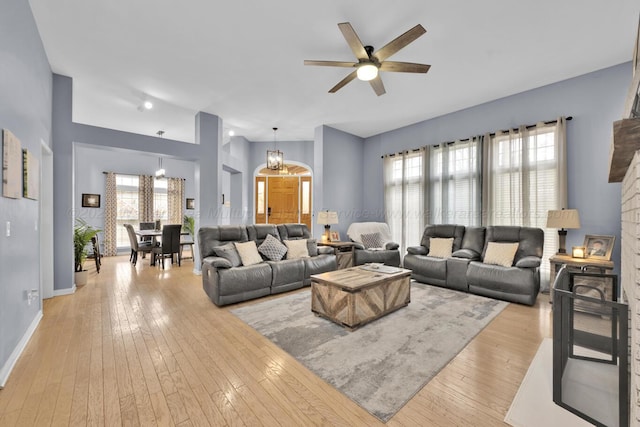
[267, 176, 299, 224]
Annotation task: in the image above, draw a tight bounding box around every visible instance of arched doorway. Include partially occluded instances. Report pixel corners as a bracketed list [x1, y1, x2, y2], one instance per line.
[255, 163, 312, 229]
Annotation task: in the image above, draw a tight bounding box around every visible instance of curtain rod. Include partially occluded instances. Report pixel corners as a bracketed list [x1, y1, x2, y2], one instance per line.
[102, 171, 186, 180]
[381, 116, 572, 158]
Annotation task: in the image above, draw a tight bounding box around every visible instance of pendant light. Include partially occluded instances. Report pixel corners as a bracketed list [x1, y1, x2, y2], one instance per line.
[266, 127, 284, 171]
[155, 130, 165, 178]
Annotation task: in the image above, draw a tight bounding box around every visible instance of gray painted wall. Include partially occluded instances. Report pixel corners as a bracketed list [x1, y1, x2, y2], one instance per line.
[362, 62, 631, 273]
[0, 0, 52, 380]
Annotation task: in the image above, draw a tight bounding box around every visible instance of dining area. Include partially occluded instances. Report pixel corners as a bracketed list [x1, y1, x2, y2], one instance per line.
[124, 221, 194, 269]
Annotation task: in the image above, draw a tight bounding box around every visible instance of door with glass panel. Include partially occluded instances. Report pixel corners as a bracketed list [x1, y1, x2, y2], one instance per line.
[254, 173, 312, 229]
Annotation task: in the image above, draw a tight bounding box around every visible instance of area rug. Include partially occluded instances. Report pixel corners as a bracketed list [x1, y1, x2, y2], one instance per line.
[230, 282, 508, 422]
[504, 338, 594, 427]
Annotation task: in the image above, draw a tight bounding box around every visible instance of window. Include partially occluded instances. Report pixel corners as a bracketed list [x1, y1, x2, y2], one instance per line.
[384, 150, 426, 254]
[115, 175, 139, 248]
[429, 138, 481, 226]
[485, 122, 565, 286]
[114, 174, 168, 249]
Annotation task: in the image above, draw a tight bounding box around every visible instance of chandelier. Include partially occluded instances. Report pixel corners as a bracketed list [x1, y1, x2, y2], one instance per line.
[266, 127, 283, 171]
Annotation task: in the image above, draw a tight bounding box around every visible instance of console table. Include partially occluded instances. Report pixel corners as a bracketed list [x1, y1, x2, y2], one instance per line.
[318, 241, 356, 269]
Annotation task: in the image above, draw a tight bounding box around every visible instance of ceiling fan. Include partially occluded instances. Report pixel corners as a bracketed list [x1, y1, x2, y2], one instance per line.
[304, 22, 430, 96]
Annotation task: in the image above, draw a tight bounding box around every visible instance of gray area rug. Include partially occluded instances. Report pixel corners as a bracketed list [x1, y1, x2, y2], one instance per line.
[231, 282, 508, 422]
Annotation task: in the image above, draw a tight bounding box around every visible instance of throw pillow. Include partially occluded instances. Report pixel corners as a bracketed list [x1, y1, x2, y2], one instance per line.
[428, 237, 454, 258]
[234, 241, 263, 266]
[258, 234, 287, 261]
[361, 232, 383, 249]
[284, 239, 310, 259]
[483, 242, 519, 268]
[212, 243, 242, 267]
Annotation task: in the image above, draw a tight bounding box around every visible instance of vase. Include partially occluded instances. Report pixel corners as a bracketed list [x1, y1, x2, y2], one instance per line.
[74, 270, 88, 287]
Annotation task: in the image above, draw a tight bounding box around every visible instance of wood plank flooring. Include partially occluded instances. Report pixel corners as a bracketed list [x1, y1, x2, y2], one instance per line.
[0, 255, 551, 426]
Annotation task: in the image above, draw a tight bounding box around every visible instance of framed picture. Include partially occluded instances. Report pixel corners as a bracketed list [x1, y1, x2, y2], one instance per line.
[82, 193, 100, 208]
[583, 234, 615, 260]
[186, 198, 195, 209]
[330, 231, 340, 242]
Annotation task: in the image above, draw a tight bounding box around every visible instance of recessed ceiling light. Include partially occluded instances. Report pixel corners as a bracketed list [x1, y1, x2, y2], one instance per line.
[144, 100, 153, 110]
[228, 130, 235, 136]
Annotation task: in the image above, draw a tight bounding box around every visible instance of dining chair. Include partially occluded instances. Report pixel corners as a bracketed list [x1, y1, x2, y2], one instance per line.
[179, 234, 195, 262]
[124, 224, 154, 266]
[90, 235, 102, 273]
[152, 224, 182, 269]
[138, 221, 156, 256]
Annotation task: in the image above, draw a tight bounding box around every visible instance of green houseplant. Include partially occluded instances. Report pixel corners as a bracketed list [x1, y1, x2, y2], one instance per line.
[183, 214, 195, 240]
[74, 219, 101, 285]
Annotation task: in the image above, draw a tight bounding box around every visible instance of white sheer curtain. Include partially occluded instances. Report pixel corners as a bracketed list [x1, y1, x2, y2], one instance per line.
[429, 137, 482, 226]
[383, 149, 427, 254]
[483, 118, 567, 288]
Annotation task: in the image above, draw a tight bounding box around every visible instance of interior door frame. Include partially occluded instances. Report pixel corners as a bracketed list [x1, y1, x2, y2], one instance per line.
[253, 161, 313, 227]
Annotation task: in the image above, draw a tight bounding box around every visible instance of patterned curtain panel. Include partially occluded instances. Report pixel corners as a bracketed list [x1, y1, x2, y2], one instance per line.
[138, 175, 154, 222]
[103, 172, 118, 256]
[167, 177, 184, 225]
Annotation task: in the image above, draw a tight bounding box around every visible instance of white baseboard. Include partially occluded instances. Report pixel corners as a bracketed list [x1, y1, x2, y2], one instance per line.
[0, 310, 43, 388]
[192, 267, 202, 275]
[53, 284, 76, 297]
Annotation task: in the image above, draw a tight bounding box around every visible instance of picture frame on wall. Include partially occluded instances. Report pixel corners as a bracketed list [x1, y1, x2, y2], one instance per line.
[583, 234, 615, 260]
[82, 193, 100, 208]
[186, 198, 195, 209]
[330, 231, 340, 242]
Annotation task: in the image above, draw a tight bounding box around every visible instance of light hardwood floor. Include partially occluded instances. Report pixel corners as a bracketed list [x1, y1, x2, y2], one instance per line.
[0, 255, 551, 426]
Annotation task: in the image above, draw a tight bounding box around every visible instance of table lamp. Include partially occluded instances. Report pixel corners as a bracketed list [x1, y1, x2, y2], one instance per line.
[546, 209, 581, 254]
[317, 210, 338, 242]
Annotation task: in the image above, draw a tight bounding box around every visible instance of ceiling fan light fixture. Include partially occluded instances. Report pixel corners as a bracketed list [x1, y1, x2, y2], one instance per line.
[356, 63, 378, 81]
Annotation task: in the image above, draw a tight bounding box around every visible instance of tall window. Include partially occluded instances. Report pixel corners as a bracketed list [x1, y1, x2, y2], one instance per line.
[116, 175, 139, 247]
[429, 138, 481, 226]
[483, 119, 567, 286]
[383, 149, 426, 254]
[114, 174, 169, 249]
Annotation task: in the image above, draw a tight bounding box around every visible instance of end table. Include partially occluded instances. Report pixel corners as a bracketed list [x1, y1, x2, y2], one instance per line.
[318, 241, 356, 269]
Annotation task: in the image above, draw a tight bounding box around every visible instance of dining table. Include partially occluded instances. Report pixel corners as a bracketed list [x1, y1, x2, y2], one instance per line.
[135, 228, 192, 265]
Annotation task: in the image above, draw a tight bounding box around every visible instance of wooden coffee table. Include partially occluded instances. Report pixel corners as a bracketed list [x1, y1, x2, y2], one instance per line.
[310, 265, 412, 330]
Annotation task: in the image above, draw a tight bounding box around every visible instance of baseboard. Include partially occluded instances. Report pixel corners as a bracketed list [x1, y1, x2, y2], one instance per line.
[53, 284, 76, 297]
[192, 267, 202, 275]
[0, 310, 43, 388]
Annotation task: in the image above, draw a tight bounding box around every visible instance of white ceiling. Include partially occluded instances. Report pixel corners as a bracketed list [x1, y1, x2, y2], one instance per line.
[29, 1, 640, 143]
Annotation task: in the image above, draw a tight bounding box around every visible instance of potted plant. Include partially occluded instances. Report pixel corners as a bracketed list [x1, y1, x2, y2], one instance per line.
[183, 214, 195, 240]
[74, 218, 101, 286]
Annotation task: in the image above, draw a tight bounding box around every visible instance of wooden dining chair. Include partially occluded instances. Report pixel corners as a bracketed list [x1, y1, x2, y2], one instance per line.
[90, 235, 102, 273]
[152, 224, 182, 269]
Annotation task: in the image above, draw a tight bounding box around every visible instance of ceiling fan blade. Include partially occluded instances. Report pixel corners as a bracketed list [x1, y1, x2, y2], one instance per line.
[329, 70, 358, 93]
[304, 60, 356, 68]
[379, 61, 431, 73]
[374, 24, 427, 62]
[369, 75, 386, 96]
[338, 22, 368, 60]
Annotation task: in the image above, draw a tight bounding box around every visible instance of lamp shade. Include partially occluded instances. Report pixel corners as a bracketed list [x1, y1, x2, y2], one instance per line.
[317, 211, 339, 225]
[546, 209, 580, 229]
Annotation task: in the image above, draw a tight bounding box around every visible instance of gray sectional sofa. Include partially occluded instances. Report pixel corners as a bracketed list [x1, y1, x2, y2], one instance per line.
[198, 223, 336, 306]
[404, 224, 544, 305]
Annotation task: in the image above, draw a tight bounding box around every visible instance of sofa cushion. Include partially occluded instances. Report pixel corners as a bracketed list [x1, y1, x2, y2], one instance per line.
[258, 233, 287, 261]
[284, 239, 310, 259]
[429, 237, 453, 258]
[234, 241, 263, 266]
[483, 242, 518, 267]
[212, 243, 242, 267]
[361, 232, 383, 249]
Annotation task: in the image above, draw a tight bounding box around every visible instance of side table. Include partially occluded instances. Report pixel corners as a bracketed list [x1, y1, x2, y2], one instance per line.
[549, 254, 616, 306]
[318, 241, 356, 269]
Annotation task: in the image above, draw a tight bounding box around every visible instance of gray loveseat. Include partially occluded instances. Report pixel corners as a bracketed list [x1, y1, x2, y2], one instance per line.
[404, 224, 544, 305]
[198, 223, 336, 306]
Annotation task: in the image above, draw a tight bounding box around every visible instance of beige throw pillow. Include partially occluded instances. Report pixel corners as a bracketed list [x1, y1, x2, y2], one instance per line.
[284, 239, 310, 259]
[429, 237, 454, 258]
[483, 242, 519, 267]
[234, 241, 263, 266]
